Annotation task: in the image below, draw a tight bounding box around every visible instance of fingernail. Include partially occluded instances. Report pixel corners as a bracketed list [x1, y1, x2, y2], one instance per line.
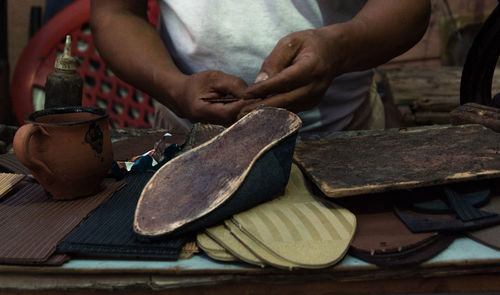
[254, 72, 269, 84]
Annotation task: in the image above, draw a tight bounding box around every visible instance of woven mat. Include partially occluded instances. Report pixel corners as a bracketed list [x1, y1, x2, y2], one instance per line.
[0, 153, 30, 175]
[0, 179, 124, 264]
[57, 172, 187, 259]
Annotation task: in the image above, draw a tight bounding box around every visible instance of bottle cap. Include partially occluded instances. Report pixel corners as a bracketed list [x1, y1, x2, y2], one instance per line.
[54, 35, 78, 71]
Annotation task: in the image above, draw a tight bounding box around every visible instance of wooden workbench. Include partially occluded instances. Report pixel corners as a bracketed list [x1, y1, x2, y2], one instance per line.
[1, 237, 500, 294]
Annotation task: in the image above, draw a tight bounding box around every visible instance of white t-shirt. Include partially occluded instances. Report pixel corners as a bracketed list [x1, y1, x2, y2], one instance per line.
[158, 0, 373, 137]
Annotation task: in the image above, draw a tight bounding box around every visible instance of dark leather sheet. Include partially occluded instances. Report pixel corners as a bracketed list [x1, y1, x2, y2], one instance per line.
[294, 125, 500, 198]
[338, 194, 455, 266]
[57, 172, 187, 259]
[0, 179, 123, 264]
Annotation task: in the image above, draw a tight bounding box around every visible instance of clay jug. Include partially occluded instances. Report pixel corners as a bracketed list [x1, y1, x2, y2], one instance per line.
[13, 107, 113, 200]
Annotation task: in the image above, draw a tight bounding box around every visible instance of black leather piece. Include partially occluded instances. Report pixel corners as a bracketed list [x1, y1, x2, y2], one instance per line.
[444, 187, 496, 221]
[394, 206, 500, 233]
[408, 185, 490, 214]
[57, 172, 187, 259]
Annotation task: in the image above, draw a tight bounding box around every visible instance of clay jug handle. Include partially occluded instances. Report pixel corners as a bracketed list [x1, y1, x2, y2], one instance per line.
[13, 124, 54, 179]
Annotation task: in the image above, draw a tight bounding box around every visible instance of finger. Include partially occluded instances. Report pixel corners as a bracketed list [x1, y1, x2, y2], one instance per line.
[254, 35, 301, 84]
[246, 57, 315, 98]
[197, 99, 260, 125]
[238, 83, 320, 118]
[211, 72, 249, 98]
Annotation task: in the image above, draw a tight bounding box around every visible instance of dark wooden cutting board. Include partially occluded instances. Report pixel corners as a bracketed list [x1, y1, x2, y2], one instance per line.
[293, 124, 500, 198]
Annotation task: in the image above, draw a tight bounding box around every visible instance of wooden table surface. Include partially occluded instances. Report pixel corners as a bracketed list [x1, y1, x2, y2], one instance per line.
[1, 237, 500, 295]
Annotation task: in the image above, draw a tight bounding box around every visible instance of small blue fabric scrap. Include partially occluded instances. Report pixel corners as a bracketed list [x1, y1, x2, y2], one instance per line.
[109, 133, 181, 179]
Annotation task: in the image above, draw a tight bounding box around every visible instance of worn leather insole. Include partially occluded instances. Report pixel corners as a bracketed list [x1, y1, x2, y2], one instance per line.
[134, 107, 302, 238]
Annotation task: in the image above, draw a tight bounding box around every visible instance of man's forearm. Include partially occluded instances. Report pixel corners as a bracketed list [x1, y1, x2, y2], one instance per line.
[90, 0, 185, 112]
[322, 0, 431, 75]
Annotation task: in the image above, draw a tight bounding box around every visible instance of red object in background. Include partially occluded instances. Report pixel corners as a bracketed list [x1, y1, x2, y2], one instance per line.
[11, 0, 160, 128]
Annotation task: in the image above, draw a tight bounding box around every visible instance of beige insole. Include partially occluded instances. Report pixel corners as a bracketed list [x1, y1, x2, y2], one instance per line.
[205, 225, 264, 267]
[204, 164, 356, 269]
[196, 232, 236, 262]
[232, 200, 355, 268]
[0, 173, 25, 199]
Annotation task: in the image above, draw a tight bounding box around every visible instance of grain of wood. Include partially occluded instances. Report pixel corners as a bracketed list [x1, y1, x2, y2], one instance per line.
[294, 124, 500, 198]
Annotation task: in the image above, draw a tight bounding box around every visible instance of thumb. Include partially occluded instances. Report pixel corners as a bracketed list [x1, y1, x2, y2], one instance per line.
[254, 36, 300, 84]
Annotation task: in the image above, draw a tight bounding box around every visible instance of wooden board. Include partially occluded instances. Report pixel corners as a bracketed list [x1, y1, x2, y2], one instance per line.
[293, 124, 500, 198]
[384, 66, 500, 126]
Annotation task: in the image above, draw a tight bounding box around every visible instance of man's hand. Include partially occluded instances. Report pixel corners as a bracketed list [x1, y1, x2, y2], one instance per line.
[239, 28, 342, 118]
[174, 70, 257, 126]
[238, 0, 430, 118]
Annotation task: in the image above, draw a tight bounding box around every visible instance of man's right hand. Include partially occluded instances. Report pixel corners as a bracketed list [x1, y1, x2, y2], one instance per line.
[172, 70, 259, 126]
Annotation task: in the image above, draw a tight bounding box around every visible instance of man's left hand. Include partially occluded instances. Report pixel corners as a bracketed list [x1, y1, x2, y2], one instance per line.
[239, 28, 344, 118]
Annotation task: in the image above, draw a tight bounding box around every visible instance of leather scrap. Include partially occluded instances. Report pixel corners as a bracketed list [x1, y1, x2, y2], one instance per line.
[468, 193, 500, 250]
[396, 187, 500, 233]
[111, 130, 185, 161]
[395, 208, 500, 233]
[408, 184, 490, 214]
[349, 234, 455, 266]
[339, 193, 454, 266]
[0, 179, 123, 264]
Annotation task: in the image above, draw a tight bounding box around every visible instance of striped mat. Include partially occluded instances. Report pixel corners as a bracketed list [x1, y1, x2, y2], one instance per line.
[0, 153, 30, 175]
[0, 179, 124, 264]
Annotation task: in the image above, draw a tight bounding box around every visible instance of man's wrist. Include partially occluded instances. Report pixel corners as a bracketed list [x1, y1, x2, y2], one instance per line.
[153, 70, 188, 113]
[319, 19, 367, 75]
